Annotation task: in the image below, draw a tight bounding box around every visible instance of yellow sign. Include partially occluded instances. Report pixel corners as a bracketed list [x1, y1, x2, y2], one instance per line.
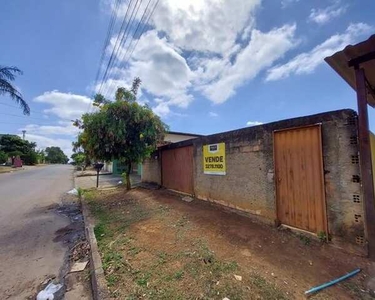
[203, 143, 226, 175]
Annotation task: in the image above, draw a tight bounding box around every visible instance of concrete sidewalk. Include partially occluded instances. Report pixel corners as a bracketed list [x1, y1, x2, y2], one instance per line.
[75, 173, 141, 189]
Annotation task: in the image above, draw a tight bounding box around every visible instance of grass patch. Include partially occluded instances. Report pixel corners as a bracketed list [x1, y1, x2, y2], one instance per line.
[251, 274, 288, 300]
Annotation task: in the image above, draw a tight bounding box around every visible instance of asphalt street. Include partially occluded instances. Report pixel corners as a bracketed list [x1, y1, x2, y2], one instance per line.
[0, 165, 74, 299]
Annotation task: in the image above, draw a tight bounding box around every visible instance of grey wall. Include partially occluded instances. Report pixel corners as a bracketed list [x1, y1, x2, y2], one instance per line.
[143, 109, 367, 254]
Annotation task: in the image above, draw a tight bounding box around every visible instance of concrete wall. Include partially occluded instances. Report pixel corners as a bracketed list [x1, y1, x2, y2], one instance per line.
[103, 162, 113, 173]
[141, 150, 161, 185]
[143, 109, 367, 253]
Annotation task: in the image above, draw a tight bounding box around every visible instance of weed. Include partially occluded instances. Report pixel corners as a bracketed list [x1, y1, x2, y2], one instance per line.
[94, 223, 106, 241]
[107, 274, 120, 287]
[76, 187, 85, 199]
[84, 190, 94, 201]
[175, 216, 189, 227]
[128, 246, 141, 256]
[136, 272, 151, 287]
[157, 251, 168, 265]
[102, 250, 123, 272]
[299, 234, 311, 245]
[317, 231, 328, 242]
[173, 270, 184, 280]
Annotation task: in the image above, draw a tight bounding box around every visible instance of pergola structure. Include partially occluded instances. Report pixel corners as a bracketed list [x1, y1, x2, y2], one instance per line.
[325, 35, 375, 258]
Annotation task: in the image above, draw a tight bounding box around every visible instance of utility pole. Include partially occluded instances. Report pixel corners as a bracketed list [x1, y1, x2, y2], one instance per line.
[22, 130, 26, 140]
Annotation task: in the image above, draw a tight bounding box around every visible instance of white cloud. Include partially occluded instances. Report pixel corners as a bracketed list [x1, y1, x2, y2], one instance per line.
[34, 91, 94, 120]
[266, 23, 373, 81]
[153, 102, 171, 117]
[151, 0, 261, 54]
[130, 31, 193, 103]
[309, 3, 347, 25]
[19, 123, 79, 136]
[246, 121, 263, 126]
[200, 24, 297, 103]
[209, 112, 219, 117]
[22, 134, 74, 158]
[98, 0, 299, 116]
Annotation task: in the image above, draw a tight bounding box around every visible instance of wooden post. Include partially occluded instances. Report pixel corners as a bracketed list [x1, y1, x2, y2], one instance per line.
[96, 169, 100, 188]
[355, 67, 375, 259]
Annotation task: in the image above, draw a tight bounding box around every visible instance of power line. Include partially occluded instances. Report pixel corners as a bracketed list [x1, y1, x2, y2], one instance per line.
[0, 102, 47, 116]
[89, 0, 123, 114]
[94, 0, 122, 89]
[98, 0, 135, 96]
[102, 0, 144, 98]
[0, 121, 48, 125]
[104, 0, 155, 97]
[0, 112, 49, 121]
[102, 0, 160, 99]
[109, 0, 159, 97]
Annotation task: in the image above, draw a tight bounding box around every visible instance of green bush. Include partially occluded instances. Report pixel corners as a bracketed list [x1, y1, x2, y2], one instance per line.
[0, 151, 8, 164]
[21, 151, 38, 165]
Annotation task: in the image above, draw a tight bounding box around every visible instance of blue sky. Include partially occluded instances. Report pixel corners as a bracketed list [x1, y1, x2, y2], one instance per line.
[1, 0, 374, 157]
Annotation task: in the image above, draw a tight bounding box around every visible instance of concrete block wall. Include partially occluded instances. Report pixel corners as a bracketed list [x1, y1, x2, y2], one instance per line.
[194, 135, 275, 223]
[141, 150, 161, 185]
[143, 109, 366, 254]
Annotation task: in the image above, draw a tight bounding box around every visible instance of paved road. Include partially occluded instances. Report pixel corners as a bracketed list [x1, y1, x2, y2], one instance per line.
[0, 165, 74, 299]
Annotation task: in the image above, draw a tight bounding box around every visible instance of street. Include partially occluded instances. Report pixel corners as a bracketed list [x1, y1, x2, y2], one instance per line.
[0, 165, 74, 299]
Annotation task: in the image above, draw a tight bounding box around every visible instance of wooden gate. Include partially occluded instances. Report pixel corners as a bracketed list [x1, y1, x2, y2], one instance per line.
[274, 125, 327, 234]
[162, 146, 194, 195]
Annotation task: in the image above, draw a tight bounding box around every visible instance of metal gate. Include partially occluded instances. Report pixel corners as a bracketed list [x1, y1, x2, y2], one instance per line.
[274, 125, 327, 234]
[162, 146, 194, 195]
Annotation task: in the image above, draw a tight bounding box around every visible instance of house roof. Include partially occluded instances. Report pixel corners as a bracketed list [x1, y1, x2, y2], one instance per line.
[325, 34, 375, 107]
[167, 131, 204, 137]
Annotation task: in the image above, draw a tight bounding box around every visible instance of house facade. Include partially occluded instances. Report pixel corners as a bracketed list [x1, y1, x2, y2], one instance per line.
[105, 131, 201, 175]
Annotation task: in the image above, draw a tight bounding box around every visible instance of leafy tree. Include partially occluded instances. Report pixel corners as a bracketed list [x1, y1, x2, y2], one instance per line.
[75, 78, 167, 189]
[45, 146, 69, 164]
[22, 150, 38, 165]
[0, 135, 38, 165]
[0, 66, 30, 115]
[0, 134, 33, 153]
[0, 150, 7, 164]
[71, 152, 86, 166]
[36, 150, 46, 164]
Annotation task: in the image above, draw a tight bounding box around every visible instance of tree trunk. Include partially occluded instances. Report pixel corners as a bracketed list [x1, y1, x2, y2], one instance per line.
[126, 161, 132, 190]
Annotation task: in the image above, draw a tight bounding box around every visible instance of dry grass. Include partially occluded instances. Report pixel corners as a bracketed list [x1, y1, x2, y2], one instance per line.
[86, 188, 289, 300]
[85, 187, 372, 300]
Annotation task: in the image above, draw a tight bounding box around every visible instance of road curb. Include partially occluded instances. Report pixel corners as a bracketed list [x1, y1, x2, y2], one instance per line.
[81, 197, 110, 300]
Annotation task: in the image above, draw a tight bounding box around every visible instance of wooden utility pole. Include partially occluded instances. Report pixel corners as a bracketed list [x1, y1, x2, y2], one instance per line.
[355, 67, 375, 258]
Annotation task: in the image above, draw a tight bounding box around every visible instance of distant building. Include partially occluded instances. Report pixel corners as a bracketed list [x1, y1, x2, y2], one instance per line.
[103, 131, 202, 175]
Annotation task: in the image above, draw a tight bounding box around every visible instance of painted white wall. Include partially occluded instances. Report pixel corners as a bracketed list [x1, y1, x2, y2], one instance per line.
[103, 161, 113, 173]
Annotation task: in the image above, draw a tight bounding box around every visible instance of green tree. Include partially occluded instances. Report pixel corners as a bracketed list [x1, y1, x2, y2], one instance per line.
[36, 150, 46, 164]
[0, 134, 30, 153]
[22, 150, 38, 165]
[45, 147, 69, 164]
[71, 152, 86, 166]
[76, 78, 167, 189]
[0, 66, 30, 115]
[0, 150, 8, 164]
[0, 135, 38, 165]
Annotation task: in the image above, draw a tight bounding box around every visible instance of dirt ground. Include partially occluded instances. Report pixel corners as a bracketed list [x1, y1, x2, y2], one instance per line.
[86, 187, 374, 300]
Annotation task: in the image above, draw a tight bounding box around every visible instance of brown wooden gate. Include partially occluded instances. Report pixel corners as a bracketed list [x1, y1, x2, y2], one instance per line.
[162, 146, 194, 195]
[274, 125, 327, 234]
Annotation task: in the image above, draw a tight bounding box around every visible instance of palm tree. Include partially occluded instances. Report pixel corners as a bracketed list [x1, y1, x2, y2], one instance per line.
[0, 66, 30, 115]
